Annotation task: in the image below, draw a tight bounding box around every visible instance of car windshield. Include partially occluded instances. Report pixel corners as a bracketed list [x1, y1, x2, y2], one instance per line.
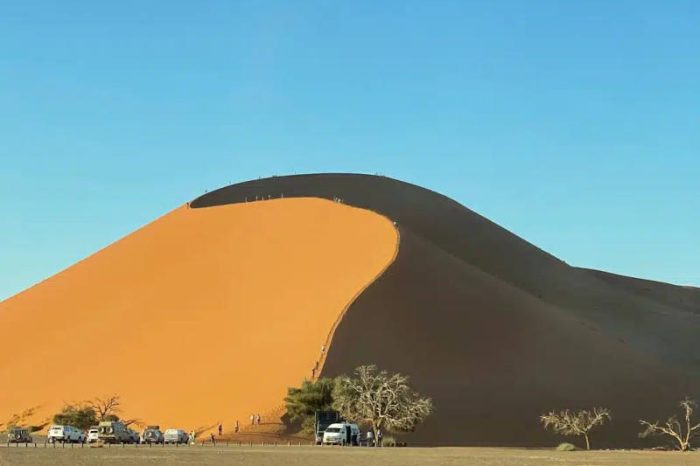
[325, 427, 341, 433]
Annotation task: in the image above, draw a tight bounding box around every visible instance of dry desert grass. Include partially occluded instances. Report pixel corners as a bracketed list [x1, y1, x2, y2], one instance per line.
[2, 446, 700, 466]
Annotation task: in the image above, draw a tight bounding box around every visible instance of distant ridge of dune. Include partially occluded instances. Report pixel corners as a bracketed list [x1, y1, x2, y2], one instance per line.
[193, 173, 700, 447]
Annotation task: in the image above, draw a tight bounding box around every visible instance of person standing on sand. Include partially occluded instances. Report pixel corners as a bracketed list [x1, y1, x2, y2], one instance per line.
[257, 414, 262, 425]
[210, 433, 215, 445]
[366, 430, 374, 447]
[235, 420, 239, 433]
[377, 429, 383, 447]
[218, 423, 222, 436]
[190, 431, 196, 445]
[250, 414, 254, 425]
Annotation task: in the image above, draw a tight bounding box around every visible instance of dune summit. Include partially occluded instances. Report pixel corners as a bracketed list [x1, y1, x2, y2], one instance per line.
[2, 173, 699, 447]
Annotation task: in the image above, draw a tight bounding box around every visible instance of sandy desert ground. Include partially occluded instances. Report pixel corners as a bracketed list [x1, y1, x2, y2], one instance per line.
[2, 445, 700, 466]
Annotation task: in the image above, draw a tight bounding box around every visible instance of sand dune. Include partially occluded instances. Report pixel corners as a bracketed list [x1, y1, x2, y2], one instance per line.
[3, 173, 699, 447]
[0, 198, 398, 432]
[194, 174, 700, 447]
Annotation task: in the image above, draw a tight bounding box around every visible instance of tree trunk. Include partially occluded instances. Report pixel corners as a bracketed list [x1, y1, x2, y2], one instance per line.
[584, 434, 590, 450]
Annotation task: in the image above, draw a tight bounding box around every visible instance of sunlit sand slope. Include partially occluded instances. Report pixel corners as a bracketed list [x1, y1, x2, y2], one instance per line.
[194, 173, 700, 447]
[0, 198, 398, 431]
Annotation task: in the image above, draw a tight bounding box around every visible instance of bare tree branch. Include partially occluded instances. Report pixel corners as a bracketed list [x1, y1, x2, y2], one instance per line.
[86, 395, 121, 421]
[540, 407, 611, 450]
[333, 365, 433, 446]
[639, 397, 698, 451]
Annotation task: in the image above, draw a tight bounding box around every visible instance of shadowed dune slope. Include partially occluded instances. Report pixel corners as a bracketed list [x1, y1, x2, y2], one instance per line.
[193, 174, 700, 447]
[0, 198, 398, 431]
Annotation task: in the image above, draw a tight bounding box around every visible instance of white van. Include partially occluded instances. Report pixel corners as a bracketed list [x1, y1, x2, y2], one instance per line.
[163, 429, 189, 444]
[48, 425, 84, 443]
[323, 422, 360, 446]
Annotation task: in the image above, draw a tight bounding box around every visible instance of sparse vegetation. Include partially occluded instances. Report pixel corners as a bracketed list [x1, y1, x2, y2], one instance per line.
[284, 378, 335, 433]
[556, 442, 577, 451]
[50, 395, 141, 429]
[52, 404, 98, 431]
[639, 397, 700, 451]
[540, 408, 611, 450]
[332, 365, 433, 446]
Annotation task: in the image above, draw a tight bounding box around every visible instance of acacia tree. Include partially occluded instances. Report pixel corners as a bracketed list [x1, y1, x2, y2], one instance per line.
[639, 398, 700, 451]
[332, 365, 433, 446]
[86, 395, 121, 421]
[53, 403, 98, 431]
[284, 378, 335, 433]
[540, 408, 611, 450]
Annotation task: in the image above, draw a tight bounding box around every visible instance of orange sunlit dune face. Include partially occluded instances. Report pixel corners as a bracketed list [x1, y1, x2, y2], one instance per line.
[0, 198, 398, 432]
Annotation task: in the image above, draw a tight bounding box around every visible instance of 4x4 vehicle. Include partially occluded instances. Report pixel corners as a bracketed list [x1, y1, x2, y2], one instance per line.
[140, 425, 164, 444]
[97, 421, 131, 444]
[163, 428, 189, 444]
[48, 425, 84, 444]
[7, 427, 32, 444]
[87, 426, 99, 443]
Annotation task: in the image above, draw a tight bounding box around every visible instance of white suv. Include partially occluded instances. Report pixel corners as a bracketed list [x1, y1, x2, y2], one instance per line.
[48, 425, 84, 443]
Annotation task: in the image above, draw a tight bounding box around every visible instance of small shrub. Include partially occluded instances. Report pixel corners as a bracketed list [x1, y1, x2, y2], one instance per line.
[383, 436, 397, 447]
[556, 442, 576, 451]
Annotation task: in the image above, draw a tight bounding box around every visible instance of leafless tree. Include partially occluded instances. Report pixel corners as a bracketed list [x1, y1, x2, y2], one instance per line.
[540, 407, 611, 450]
[332, 365, 433, 446]
[86, 395, 121, 421]
[639, 398, 700, 451]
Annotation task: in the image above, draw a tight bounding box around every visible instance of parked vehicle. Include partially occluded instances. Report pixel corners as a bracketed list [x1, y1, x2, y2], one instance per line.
[97, 420, 131, 444]
[127, 428, 140, 444]
[7, 427, 32, 444]
[314, 410, 341, 445]
[323, 422, 360, 446]
[48, 425, 84, 444]
[87, 426, 99, 443]
[163, 428, 189, 444]
[141, 425, 164, 444]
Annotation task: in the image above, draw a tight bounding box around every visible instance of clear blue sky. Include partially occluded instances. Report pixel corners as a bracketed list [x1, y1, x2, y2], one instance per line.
[1, 0, 699, 300]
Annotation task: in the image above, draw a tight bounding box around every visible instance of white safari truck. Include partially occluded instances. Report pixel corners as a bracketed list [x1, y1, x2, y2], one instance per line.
[97, 421, 132, 444]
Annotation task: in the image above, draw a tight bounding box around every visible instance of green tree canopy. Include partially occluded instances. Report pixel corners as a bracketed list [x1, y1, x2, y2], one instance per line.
[284, 378, 335, 433]
[52, 404, 98, 431]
